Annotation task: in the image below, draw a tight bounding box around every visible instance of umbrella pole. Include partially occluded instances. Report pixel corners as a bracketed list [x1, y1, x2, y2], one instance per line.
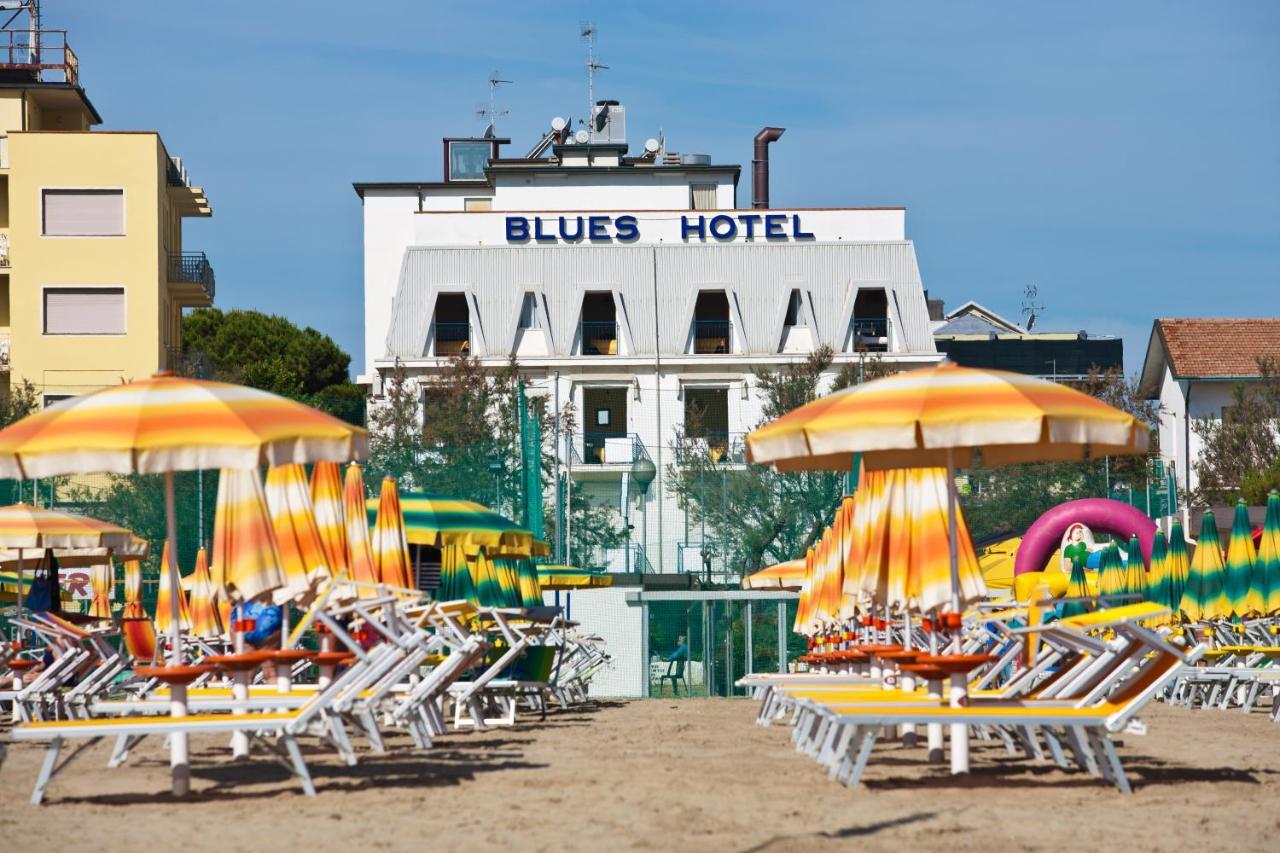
[15, 547, 22, 641]
[944, 449, 970, 775]
[163, 470, 191, 797]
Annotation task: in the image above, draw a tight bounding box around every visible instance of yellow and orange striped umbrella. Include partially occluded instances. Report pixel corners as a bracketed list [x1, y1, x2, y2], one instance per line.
[182, 547, 224, 640]
[310, 460, 349, 579]
[210, 468, 286, 604]
[122, 558, 145, 619]
[0, 503, 135, 550]
[265, 463, 331, 604]
[87, 559, 115, 620]
[742, 557, 807, 590]
[154, 540, 192, 635]
[343, 463, 380, 596]
[371, 477, 413, 590]
[747, 362, 1149, 472]
[0, 373, 367, 478]
[793, 545, 817, 634]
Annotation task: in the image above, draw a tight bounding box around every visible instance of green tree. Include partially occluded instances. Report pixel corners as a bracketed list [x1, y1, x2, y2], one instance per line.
[1193, 356, 1280, 506]
[0, 378, 39, 427]
[181, 308, 357, 399]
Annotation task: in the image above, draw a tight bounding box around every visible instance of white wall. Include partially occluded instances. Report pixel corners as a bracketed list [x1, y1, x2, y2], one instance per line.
[543, 586, 644, 697]
[491, 169, 736, 210]
[1156, 369, 1239, 496]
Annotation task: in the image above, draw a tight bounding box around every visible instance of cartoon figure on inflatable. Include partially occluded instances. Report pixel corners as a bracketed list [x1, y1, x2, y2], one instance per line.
[1011, 498, 1156, 601]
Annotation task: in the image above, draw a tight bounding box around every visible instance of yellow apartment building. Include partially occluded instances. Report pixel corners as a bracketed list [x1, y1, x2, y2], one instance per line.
[0, 25, 213, 406]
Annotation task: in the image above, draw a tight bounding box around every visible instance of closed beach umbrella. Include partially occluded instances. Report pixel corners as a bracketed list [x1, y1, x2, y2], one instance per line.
[1180, 512, 1228, 622]
[210, 468, 287, 605]
[387, 492, 550, 557]
[1261, 490, 1280, 616]
[1224, 499, 1260, 618]
[515, 558, 543, 607]
[1145, 530, 1172, 624]
[265, 462, 331, 603]
[1167, 518, 1191, 609]
[122, 558, 145, 619]
[1097, 543, 1127, 601]
[439, 541, 478, 604]
[1123, 534, 1146, 601]
[154, 540, 192, 635]
[371, 477, 413, 590]
[120, 557, 157, 663]
[1060, 553, 1092, 619]
[343, 463, 380, 595]
[310, 460, 349, 578]
[87, 559, 115, 620]
[184, 547, 224, 641]
[470, 549, 505, 607]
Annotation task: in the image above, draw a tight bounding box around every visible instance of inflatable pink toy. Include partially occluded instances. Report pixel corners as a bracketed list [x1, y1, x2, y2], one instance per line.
[1013, 498, 1157, 577]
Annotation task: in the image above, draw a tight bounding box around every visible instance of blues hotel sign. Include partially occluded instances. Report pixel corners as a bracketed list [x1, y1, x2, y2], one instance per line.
[505, 213, 815, 243]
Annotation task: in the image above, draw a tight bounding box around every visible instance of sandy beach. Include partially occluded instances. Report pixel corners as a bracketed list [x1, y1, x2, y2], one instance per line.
[2, 698, 1278, 852]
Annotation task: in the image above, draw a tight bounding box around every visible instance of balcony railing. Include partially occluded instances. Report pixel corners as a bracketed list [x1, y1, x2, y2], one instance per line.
[852, 316, 888, 352]
[0, 30, 78, 85]
[168, 251, 215, 300]
[580, 320, 617, 355]
[674, 431, 747, 465]
[568, 431, 650, 467]
[167, 156, 192, 188]
[432, 321, 470, 356]
[692, 319, 730, 354]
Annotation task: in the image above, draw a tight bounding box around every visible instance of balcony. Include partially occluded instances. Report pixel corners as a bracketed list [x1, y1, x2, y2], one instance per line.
[674, 431, 747, 465]
[0, 30, 78, 85]
[166, 156, 212, 217]
[167, 251, 215, 307]
[692, 319, 730, 354]
[580, 320, 618, 355]
[852, 316, 888, 352]
[432, 321, 470, 357]
[568, 431, 650, 467]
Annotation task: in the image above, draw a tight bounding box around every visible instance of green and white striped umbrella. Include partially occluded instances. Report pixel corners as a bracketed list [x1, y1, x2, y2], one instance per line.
[1261, 490, 1280, 616]
[1123, 533, 1146, 601]
[1224, 499, 1260, 618]
[1180, 511, 1228, 622]
[1097, 543, 1127, 602]
[1167, 518, 1190, 609]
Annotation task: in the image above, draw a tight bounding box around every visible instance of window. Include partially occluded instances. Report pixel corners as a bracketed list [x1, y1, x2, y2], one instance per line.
[447, 141, 490, 181]
[42, 394, 73, 409]
[580, 292, 617, 355]
[850, 289, 889, 353]
[784, 289, 805, 326]
[432, 293, 470, 356]
[44, 287, 125, 335]
[692, 291, 731, 354]
[464, 197, 493, 211]
[690, 183, 717, 211]
[42, 189, 124, 236]
[518, 293, 541, 329]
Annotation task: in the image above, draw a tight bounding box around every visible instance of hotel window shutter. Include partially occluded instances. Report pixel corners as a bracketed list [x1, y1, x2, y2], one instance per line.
[690, 184, 717, 210]
[44, 288, 126, 334]
[42, 189, 125, 236]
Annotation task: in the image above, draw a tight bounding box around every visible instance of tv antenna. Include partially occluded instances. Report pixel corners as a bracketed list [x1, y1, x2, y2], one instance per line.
[580, 22, 608, 139]
[476, 70, 512, 137]
[1020, 285, 1045, 332]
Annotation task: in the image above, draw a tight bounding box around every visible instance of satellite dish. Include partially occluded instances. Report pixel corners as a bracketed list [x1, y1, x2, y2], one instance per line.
[574, 129, 589, 144]
[551, 116, 567, 132]
[644, 138, 659, 153]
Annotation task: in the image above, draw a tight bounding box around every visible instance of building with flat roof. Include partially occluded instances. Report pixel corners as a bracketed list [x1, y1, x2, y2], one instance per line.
[356, 105, 941, 575]
[0, 14, 214, 407]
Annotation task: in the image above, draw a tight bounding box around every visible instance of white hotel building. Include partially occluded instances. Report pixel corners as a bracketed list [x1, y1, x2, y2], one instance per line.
[355, 105, 941, 576]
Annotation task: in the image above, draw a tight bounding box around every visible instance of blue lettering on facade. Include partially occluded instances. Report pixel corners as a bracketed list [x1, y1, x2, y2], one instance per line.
[708, 214, 737, 239]
[588, 215, 610, 241]
[558, 215, 584, 241]
[681, 215, 706, 240]
[738, 213, 761, 238]
[534, 216, 555, 243]
[614, 214, 639, 241]
[506, 216, 530, 241]
[792, 214, 815, 240]
[505, 213, 813, 242]
[764, 214, 786, 239]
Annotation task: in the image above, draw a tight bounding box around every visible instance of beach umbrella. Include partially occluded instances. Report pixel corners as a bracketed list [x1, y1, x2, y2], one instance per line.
[183, 547, 224, 641]
[1060, 553, 1092, 619]
[384, 492, 550, 557]
[537, 564, 612, 590]
[265, 462, 331, 604]
[1123, 534, 1146, 602]
[87, 559, 115, 620]
[343, 463, 380, 596]
[1261, 491, 1280, 616]
[1097, 543, 1127, 601]
[118, 557, 156, 662]
[489, 555, 525, 607]
[310, 460, 349, 578]
[371, 477, 414, 590]
[1167, 518, 1191, 609]
[154, 540, 192, 636]
[439, 541, 478, 604]
[1224, 499, 1259, 618]
[742, 558, 807, 591]
[121, 558, 145, 620]
[470, 549, 506, 607]
[210, 468, 287, 605]
[514, 557, 544, 606]
[1180, 512, 1228, 622]
[0, 373, 366, 795]
[1145, 530, 1172, 625]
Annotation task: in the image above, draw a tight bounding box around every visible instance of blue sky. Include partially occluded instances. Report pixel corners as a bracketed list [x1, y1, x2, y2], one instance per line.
[62, 1, 1278, 375]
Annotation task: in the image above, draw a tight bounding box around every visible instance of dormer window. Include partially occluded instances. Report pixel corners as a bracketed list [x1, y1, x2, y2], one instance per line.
[849, 289, 889, 353]
[780, 288, 813, 354]
[692, 291, 731, 354]
[784, 289, 805, 327]
[579, 292, 618, 355]
[519, 293, 541, 330]
[431, 293, 470, 356]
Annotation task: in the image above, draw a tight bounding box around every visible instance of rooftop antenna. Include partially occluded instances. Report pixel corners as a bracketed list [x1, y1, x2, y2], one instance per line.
[580, 22, 608, 140]
[476, 70, 512, 137]
[1020, 284, 1045, 332]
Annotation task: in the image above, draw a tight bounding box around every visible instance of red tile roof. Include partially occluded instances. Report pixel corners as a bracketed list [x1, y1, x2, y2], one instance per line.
[1156, 318, 1280, 378]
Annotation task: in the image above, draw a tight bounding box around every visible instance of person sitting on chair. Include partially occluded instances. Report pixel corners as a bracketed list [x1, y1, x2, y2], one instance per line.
[661, 635, 690, 696]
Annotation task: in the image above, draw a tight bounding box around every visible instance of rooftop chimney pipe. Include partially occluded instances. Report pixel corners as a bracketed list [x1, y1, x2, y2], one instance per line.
[752, 126, 785, 209]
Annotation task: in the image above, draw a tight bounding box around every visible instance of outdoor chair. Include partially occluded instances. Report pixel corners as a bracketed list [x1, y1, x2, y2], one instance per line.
[660, 657, 689, 696]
